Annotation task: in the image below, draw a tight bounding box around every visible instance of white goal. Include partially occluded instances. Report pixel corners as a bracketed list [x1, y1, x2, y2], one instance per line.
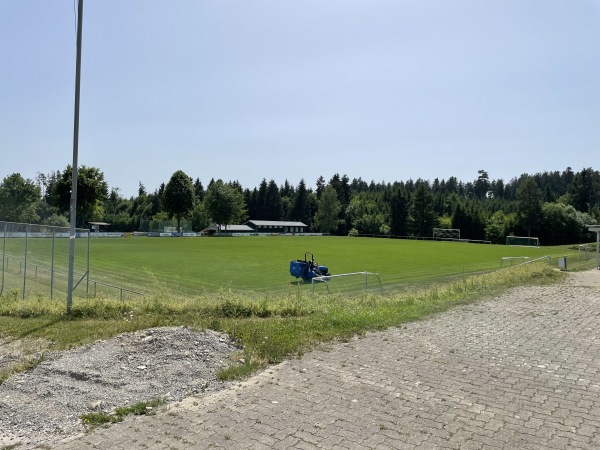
[506, 236, 540, 247]
[433, 228, 461, 241]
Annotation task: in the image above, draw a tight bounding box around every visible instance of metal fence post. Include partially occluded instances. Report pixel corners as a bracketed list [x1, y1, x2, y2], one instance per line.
[51, 229, 55, 300]
[23, 224, 29, 299]
[0, 222, 6, 295]
[86, 230, 90, 297]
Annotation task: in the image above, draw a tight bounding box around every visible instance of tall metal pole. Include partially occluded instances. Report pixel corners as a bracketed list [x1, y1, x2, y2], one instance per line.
[68, 0, 84, 312]
[51, 228, 55, 300]
[23, 225, 29, 299]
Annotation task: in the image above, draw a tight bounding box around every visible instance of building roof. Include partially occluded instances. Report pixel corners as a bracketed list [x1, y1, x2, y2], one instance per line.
[223, 225, 254, 232]
[246, 220, 307, 227]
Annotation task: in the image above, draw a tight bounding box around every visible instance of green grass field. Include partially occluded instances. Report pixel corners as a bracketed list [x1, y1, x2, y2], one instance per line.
[1, 235, 590, 299]
[87, 236, 583, 296]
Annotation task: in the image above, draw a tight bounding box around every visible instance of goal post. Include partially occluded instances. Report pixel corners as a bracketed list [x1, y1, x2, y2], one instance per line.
[433, 228, 460, 241]
[505, 236, 540, 247]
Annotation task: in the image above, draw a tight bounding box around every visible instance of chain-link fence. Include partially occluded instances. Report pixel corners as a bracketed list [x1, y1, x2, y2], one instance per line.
[1, 222, 146, 301]
[0, 221, 91, 300]
[0, 222, 144, 300]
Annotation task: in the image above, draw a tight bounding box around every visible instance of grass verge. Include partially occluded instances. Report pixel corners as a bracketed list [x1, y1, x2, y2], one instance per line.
[80, 398, 165, 429]
[0, 263, 564, 382]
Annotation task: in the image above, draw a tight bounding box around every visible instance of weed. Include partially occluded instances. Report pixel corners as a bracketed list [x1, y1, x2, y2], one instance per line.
[81, 398, 165, 430]
[0, 354, 45, 385]
[217, 360, 263, 381]
[80, 412, 117, 427]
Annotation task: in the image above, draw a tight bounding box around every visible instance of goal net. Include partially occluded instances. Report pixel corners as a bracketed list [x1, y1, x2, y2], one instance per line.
[506, 236, 540, 247]
[433, 228, 460, 241]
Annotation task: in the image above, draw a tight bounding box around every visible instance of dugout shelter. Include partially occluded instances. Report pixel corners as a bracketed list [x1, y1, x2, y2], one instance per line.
[89, 221, 110, 232]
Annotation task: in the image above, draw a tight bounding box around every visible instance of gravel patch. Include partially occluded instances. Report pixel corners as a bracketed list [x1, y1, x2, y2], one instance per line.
[0, 326, 240, 449]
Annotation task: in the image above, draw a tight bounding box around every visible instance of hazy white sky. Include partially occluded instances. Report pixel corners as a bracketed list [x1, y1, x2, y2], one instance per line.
[1, 0, 599, 197]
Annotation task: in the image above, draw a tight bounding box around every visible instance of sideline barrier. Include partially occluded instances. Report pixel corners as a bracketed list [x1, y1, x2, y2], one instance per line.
[500, 256, 530, 268]
[311, 271, 383, 295]
[501, 255, 552, 269]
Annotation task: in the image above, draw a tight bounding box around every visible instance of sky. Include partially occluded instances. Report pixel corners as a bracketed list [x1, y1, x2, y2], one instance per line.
[1, 1, 599, 198]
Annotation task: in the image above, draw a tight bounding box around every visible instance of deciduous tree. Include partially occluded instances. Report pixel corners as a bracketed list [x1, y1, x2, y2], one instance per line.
[163, 170, 195, 232]
[47, 165, 108, 227]
[0, 173, 40, 223]
[204, 180, 247, 231]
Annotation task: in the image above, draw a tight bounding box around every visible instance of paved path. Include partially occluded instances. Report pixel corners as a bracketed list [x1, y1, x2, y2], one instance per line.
[55, 271, 600, 449]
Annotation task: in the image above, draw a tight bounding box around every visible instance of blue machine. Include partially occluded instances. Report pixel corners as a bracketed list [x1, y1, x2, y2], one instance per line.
[290, 252, 330, 282]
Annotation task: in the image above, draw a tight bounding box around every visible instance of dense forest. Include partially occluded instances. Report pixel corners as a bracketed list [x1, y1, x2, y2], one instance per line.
[0, 166, 599, 246]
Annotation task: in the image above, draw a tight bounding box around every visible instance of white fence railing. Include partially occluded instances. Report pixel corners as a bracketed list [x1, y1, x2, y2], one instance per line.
[311, 271, 383, 294]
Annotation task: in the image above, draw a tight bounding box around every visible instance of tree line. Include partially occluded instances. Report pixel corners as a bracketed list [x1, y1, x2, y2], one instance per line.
[0, 166, 599, 245]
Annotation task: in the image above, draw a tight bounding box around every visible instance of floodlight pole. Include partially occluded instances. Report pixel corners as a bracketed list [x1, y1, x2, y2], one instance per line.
[68, 0, 84, 312]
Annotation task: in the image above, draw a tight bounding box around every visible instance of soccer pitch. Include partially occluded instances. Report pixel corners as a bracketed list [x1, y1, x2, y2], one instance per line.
[86, 236, 574, 297]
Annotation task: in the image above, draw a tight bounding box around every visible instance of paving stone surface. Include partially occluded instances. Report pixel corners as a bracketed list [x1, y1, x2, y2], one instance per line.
[54, 271, 600, 449]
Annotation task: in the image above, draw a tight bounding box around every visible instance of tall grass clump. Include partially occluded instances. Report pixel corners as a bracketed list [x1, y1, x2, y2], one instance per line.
[81, 398, 166, 429]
